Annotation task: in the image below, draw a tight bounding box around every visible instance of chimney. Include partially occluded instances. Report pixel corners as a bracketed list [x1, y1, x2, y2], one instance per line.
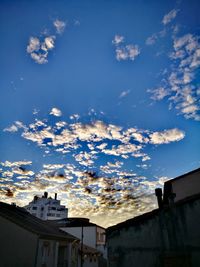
[155, 188, 163, 209]
[34, 195, 38, 202]
[44, 192, 48, 198]
[55, 193, 57, 200]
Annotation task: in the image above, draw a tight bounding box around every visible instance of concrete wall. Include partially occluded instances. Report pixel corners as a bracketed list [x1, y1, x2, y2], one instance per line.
[107, 196, 200, 267]
[0, 216, 38, 267]
[171, 170, 200, 202]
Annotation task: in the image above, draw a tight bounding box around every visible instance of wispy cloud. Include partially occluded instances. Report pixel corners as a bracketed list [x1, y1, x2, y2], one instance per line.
[149, 33, 200, 121]
[162, 9, 179, 25]
[112, 35, 140, 61]
[112, 35, 124, 45]
[119, 90, 131, 98]
[53, 19, 66, 34]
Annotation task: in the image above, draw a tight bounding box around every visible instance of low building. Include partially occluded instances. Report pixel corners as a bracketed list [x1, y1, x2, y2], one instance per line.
[0, 201, 78, 267]
[107, 168, 200, 267]
[24, 191, 68, 220]
[49, 217, 107, 267]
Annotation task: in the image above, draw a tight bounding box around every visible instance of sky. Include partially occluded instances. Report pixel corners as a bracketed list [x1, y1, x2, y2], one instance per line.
[0, 0, 200, 227]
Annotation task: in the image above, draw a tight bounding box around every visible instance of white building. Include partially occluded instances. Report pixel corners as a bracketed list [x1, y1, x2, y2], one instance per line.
[24, 192, 68, 220]
[51, 218, 107, 261]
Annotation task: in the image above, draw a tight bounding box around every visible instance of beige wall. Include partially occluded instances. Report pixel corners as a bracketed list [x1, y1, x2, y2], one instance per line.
[0, 216, 38, 267]
[172, 170, 200, 201]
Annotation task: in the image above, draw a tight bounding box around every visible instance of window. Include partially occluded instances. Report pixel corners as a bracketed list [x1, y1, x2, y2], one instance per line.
[32, 206, 37, 210]
[47, 213, 55, 217]
[56, 214, 60, 217]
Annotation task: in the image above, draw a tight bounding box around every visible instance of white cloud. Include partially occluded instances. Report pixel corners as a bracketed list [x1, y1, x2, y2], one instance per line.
[27, 35, 56, 64]
[27, 37, 40, 53]
[112, 35, 124, 45]
[3, 125, 18, 132]
[149, 33, 200, 121]
[116, 44, 140, 61]
[53, 19, 66, 34]
[149, 128, 185, 144]
[146, 34, 157, 45]
[119, 90, 131, 98]
[162, 9, 179, 25]
[148, 87, 169, 101]
[50, 107, 62, 117]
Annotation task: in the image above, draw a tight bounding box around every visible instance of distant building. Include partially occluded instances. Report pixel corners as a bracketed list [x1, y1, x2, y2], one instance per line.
[107, 168, 200, 267]
[0, 201, 79, 267]
[24, 191, 68, 220]
[49, 217, 107, 267]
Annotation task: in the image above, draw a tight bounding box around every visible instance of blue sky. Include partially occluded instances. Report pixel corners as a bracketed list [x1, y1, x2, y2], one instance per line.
[0, 0, 200, 227]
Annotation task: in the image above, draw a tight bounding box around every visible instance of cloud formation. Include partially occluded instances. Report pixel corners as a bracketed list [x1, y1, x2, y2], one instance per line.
[53, 19, 66, 34]
[27, 36, 55, 64]
[50, 107, 62, 117]
[149, 32, 200, 121]
[112, 35, 140, 61]
[162, 9, 179, 25]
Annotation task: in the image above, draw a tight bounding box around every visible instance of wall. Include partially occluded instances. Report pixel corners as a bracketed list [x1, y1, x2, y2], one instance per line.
[171, 170, 200, 202]
[0, 216, 38, 267]
[61, 226, 96, 248]
[107, 196, 200, 267]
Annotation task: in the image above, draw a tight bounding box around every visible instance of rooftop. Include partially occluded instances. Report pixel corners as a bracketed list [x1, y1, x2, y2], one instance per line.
[0, 202, 76, 241]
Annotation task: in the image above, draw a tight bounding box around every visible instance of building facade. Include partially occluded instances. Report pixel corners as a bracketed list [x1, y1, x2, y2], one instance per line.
[24, 192, 68, 220]
[50, 217, 107, 267]
[0, 202, 79, 267]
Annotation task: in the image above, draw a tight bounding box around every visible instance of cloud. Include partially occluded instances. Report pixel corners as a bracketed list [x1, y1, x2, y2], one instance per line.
[53, 19, 66, 34]
[149, 129, 185, 144]
[112, 35, 124, 45]
[112, 35, 140, 61]
[146, 34, 157, 45]
[3, 125, 18, 132]
[162, 9, 179, 25]
[119, 90, 131, 98]
[27, 36, 55, 64]
[149, 33, 200, 121]
[148, 87, 169, 100]
[50, 107, 62, 117]
[116, 45, 140, 61]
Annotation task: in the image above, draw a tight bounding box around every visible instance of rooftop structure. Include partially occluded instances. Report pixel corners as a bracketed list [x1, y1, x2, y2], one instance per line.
[24, 191, 68, 221]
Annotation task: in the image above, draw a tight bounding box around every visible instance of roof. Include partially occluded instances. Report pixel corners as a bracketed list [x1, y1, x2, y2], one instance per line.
[0, 202, 77, 241]
[107, 192, 200, 236]
[48, 217, 105, 230]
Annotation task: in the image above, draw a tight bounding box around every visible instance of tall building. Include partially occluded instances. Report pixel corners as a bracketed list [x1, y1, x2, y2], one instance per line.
[24, 192, 68, 220]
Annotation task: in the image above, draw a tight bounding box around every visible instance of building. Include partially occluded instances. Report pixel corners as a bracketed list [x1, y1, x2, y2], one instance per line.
[163, 168, 200, 204]
[24, 191, 68, 220]
[49, 217, 107, 267]
[107, 168, 200, 267]
[0, 201, 79, 267]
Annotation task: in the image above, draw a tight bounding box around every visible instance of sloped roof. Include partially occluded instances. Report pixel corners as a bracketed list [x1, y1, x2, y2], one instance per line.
[0, 202, 77, 241]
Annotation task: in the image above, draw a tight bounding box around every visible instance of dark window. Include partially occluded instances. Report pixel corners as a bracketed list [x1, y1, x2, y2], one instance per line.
[32, 206, 37, 210]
